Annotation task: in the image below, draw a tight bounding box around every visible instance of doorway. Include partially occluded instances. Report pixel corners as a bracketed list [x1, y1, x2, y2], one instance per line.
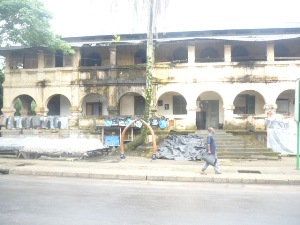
[196, 100, 219, 129]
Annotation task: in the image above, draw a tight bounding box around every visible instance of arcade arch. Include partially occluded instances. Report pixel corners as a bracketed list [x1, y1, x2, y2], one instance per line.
[13, 95, 36, 116]
[233, 90, 265, 115]
[196, 91, 224, 129]
[119, 92, 145, 116]
[47, 94, 71, 116]
[157, 92, 187, 116]
[276, 89, 295, 116]
[81, 93, 108, 116]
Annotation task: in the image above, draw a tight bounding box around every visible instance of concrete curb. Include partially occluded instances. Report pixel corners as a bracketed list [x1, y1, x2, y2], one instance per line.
[6, 168, 300, 185]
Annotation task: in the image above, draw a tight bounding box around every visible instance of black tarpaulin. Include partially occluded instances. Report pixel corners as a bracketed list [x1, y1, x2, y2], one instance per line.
[156, 134, 206, 160]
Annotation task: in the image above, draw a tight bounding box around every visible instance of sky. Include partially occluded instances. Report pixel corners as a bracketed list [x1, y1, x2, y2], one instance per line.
[42, 0, 300, 38]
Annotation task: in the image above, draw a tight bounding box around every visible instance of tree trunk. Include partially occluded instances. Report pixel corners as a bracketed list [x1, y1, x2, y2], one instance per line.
[124, 0, 157, 150]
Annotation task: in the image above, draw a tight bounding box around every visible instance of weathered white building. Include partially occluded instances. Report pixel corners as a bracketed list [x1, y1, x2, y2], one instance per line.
[1, 27, 300, 131]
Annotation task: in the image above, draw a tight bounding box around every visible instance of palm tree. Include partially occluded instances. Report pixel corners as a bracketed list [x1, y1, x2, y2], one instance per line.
[140, 0, 169, 122]
[113, 0, 169, 149]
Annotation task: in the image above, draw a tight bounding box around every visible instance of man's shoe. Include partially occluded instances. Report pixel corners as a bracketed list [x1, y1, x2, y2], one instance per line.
[215, 171, 222, 174]
[201, 170, 207, 175]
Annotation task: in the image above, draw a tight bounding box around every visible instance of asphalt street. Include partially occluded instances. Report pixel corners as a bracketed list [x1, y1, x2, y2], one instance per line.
[1, 175, 300, 225]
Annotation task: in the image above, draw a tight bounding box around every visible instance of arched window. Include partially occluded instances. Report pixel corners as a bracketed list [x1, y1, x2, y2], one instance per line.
[275, 43, 289, 58]
[232, 46, 249, 62]
[82, 52, 101, 66]
[134, 49, 146, 64]
[173, 47, 188, 62]
[199, 47, 219, 62]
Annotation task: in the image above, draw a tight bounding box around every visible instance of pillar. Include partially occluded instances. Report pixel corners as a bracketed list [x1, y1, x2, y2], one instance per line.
[185, 102, 197, 130]
[4, 52, 11, 72]
[223, 104, 235, 129]
[266, 42, 275, 61]
[19, 100, 30, 116]
[37, 50, 45, 69]
[69, 106, 81, 129]
[224, 44, 231, 63]
[107, 86, 118, 116]
[1, 107, 15, 117]
[72, 47, 81, 67]
[109, 44, 117, 67]
[188, 44, 195, 64]
[107, 45, 118, 115]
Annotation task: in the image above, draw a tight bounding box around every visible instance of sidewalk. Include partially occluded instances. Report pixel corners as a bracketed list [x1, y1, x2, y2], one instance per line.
[1, 155, 300, 185]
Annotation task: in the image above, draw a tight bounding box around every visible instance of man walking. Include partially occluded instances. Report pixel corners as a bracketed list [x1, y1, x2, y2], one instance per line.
[201, 127, 221, 174]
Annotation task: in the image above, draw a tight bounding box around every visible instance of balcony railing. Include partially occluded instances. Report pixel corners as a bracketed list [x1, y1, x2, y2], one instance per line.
[4, 59, 300, 86]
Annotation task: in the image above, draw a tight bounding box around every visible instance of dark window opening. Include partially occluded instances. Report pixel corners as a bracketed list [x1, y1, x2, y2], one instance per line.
[55, 50, 63, 67]
[234, 94, 255, 114]
[276, 99, 289, 116]
[232, 46, 249, 62]
[134, 96, 145, 115]
[134, 49, 146, 64]
[173, 47, 188, 63]
[45, 51, 54, 68]
[48, 95, 60, 116]
[199, 47, 220, 62]
[82, 52, 102, 66]
[24, 52, 38, 69]
[10, 51, 24, 69]
[86, 102, 102, 116]
[173, 95, 187, 115]
[275, 43, 289, 60]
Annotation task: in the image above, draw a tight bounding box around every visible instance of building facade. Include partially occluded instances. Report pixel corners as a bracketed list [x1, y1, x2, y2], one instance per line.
[1, 28, 300, 131]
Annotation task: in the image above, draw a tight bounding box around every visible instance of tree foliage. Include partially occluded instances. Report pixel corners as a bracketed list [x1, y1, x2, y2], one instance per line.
[0, 0, 73, 54]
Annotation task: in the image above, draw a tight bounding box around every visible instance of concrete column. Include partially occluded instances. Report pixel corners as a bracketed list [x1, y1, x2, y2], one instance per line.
[223, 104, 235, 129]
[37, 50, 45, 69]
[224, 45, 231, 63]
[35, 107, 48, 116]
[19, 100, 30, 116]
[72, 47, 81, 67]
[69, 106, 81, 129]
[266, 42, 275, 61]
[4, 52, 11, 72]
[1, 107, 15, 117]
[188, 45, 195, 64]
[109, 45, 117, 66]
[107, 106, 119, 116]
[107, 86, 118, 116]
[185, 102, 197, 130]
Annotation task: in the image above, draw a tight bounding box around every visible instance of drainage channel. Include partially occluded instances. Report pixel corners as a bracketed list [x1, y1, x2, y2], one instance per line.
[238, 170, 261, 174]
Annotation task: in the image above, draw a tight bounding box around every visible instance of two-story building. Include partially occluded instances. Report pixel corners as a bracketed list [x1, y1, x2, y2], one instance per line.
[1, 27, 300, 131]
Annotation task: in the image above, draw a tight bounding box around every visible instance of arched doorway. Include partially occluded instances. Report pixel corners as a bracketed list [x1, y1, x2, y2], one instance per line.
[196, 91, 223, 129]
[81, 93, 108, 116]
[233, 90, 265, 115]
[119, 93, 145, 116]
[276, 89, 295, 116]
[47, 94, 71, 116]
[157, 92, 187, 116]
[13, 95, 36, 116]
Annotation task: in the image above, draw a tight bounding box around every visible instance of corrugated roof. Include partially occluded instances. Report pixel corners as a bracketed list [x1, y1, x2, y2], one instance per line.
[68, 33, 300, 47]
[1, 30, 300, 50]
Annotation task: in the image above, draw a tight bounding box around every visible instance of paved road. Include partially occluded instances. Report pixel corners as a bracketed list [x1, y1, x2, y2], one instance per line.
[1, 175, 300, 225]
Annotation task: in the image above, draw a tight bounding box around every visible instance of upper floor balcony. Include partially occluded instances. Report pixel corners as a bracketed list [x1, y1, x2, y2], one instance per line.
[3, 59, 300, 88]
[2, 30, 300, 86]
